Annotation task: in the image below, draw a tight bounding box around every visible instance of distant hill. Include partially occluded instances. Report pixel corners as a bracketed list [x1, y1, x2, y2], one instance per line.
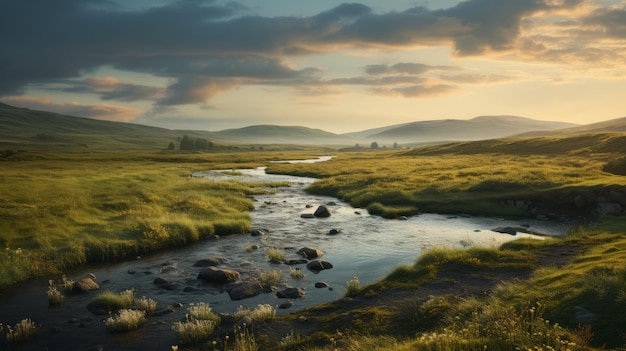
[514, 116, 626, 137]
[345, 115, 578, 144]
[0, 103, 222, 151]
[214, 125, 354, 145]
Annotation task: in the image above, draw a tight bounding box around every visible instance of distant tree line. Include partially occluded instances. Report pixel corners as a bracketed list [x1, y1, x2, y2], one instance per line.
[170, 135, 241, 151]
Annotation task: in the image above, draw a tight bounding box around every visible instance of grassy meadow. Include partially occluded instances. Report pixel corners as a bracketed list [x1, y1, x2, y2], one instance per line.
[0, 150, 329, 288]
[1, 131, 626, 350]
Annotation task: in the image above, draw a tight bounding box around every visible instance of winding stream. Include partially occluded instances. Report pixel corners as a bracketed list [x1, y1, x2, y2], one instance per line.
[0, 157, 570, 350]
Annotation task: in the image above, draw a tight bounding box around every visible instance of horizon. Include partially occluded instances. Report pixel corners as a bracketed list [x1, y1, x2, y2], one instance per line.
[2, 1, 626, 134]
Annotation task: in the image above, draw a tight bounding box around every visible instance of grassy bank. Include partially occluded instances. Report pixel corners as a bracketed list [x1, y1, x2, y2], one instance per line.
[0, 150, 326, 288]
[266, 133, 626, 219]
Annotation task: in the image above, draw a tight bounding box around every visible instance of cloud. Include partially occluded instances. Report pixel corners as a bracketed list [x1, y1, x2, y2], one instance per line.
[0, 0, 600, 108]
[1, 96, 143, 122]
[439, 74, 518, 84]
[59, 77, 165, 102]
[371, 84, 458, 98]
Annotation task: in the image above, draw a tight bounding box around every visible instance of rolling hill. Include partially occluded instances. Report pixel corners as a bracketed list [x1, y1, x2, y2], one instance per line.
[216, 125, 354, 145]
[514, 116, 626, 137]
[344, 115, 578, 144]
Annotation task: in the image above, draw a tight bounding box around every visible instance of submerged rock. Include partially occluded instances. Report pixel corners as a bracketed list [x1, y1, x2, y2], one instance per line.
[276, 287, 305, 299]
[307, 260, 333, 273]
[197, 267, 240, 284]
[226, 281, 263, 301]
[193, 256, 227, 267]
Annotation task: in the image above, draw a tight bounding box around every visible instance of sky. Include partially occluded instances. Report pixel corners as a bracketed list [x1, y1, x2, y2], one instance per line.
[1, 0, 626, 133]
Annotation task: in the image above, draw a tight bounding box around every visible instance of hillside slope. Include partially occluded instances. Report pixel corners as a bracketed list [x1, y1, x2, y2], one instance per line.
[351, 115, 578, 144]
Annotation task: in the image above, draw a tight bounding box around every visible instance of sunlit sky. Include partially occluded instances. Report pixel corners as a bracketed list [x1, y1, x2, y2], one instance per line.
[2, 0, 625, 133]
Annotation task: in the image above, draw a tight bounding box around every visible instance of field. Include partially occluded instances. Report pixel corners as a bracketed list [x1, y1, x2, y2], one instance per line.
[1, 133, 626, 350]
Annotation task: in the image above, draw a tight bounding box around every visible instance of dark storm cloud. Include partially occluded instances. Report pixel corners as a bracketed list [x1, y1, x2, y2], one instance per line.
[59, 77, 165, 102]
[582, 7, 626, 39]
[0, 0, 586, 106]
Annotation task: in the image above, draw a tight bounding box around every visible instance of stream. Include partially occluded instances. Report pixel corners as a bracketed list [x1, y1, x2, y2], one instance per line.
[0, 157, 570, 350]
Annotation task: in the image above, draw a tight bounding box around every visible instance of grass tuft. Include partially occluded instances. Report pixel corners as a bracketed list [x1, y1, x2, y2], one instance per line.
[104, 309, 146, 332]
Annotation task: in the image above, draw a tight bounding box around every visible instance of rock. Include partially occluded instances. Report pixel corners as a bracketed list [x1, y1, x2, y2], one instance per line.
[286, 259, 309, 265]
[492, 226, 518, 235]
[326, 201, 337, 206]
[314, 282, 330, 289]
[226, 282, 263, 301]
[193, 256, 227, 267]
[72, 277, 99, 293]
[314, 205, 331, 217]
[276, 287, 305, 299]
[153, 277, 177, 290]
[296, 247, 324, 259]
[152, 306, 177, 317]
[153, 277, 168, 285]
[399, 216, 408, 220]
[279, 301, 294, 309]
[306, 260, 333, 273]
[251, 229, 270, 237]
[300, 214, 315, 219]
[197, 267, 240, 284]
[327, 229, 341, 235]
[305, 204, 313, 208]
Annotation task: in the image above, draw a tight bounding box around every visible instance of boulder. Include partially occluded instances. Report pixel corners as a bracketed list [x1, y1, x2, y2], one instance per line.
[492, 226, 518, 235]
[307, 260, 333, 273]
[72, 277, 99, 293]
[314, 282, 330, 289]
[296, 247, 324, 259]
[300, 214, 315, 219]
[153, 278, 177, 290]
[279, 301, 294, 309]
[276, 287, 305, 299]
[197, 267, 240, 284]
[193, 256, 227, 267]
[314, 205, 331, 217]
[226, 282, 263, 301]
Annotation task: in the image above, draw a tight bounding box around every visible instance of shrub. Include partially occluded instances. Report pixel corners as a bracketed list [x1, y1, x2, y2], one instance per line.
[603, 156, 626, 176]
[90, 289, 135, 311]
[105, 309, 146, 332]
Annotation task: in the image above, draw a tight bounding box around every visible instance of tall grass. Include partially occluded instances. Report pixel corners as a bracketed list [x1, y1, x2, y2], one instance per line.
[0, 151, 292, 288]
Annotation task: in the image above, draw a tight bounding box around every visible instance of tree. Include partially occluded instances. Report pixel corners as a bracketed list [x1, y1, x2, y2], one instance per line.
[180, 135, 194, 150]
[370, 141, 379, 149]
[167, 142, 175, 150]
[393, 142, 399, 149]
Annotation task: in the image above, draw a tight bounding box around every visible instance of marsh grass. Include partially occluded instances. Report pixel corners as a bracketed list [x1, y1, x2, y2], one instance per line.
[259, 270, 282, 288]
[344, 274, 361, 297]
[47, 281, 64, 306]
[289, 267, 304, 279]
[172, 319, 218, 345]
[4, 318, 37, 344]
[0, 151, 300, 288]
[229, 324, 258, 351]
[172, 302, 221, 345]
[265, 248, 285, 263]
[233, 304, 276, 321]
[133, 296, 157, 315]
[90, 289, 135, 311]
[104, 309, 146, 332]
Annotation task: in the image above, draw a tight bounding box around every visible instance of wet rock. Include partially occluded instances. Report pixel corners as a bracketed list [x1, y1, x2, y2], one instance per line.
[152, 306, 176, 317]
[326, 201, 337, 206]
[72, 277, 99, 293]
[305, 204, 313, 208]
[296, 247, 324, 259]
[300, 213, 315, 219]
[251, 229, 270, 237]
[193, 256, 227, 267]
[154, 280, 177, 291]
[160, 266, 177, 274]
[314, 205, 331, 217]
[279, 301, 294, 309]
[197, 267, 240, 284]
[399, 216, 408, 220]
[226, 282, 263, 301]
[327, 229, 341, 235]
[314, 282, 330, 289]
[492, 226, 518, 235]
[286, 259, 309, 265]
[276, 287, 305, 299]
[127, 269, 136, 275]
[306, 260, 333, 273]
